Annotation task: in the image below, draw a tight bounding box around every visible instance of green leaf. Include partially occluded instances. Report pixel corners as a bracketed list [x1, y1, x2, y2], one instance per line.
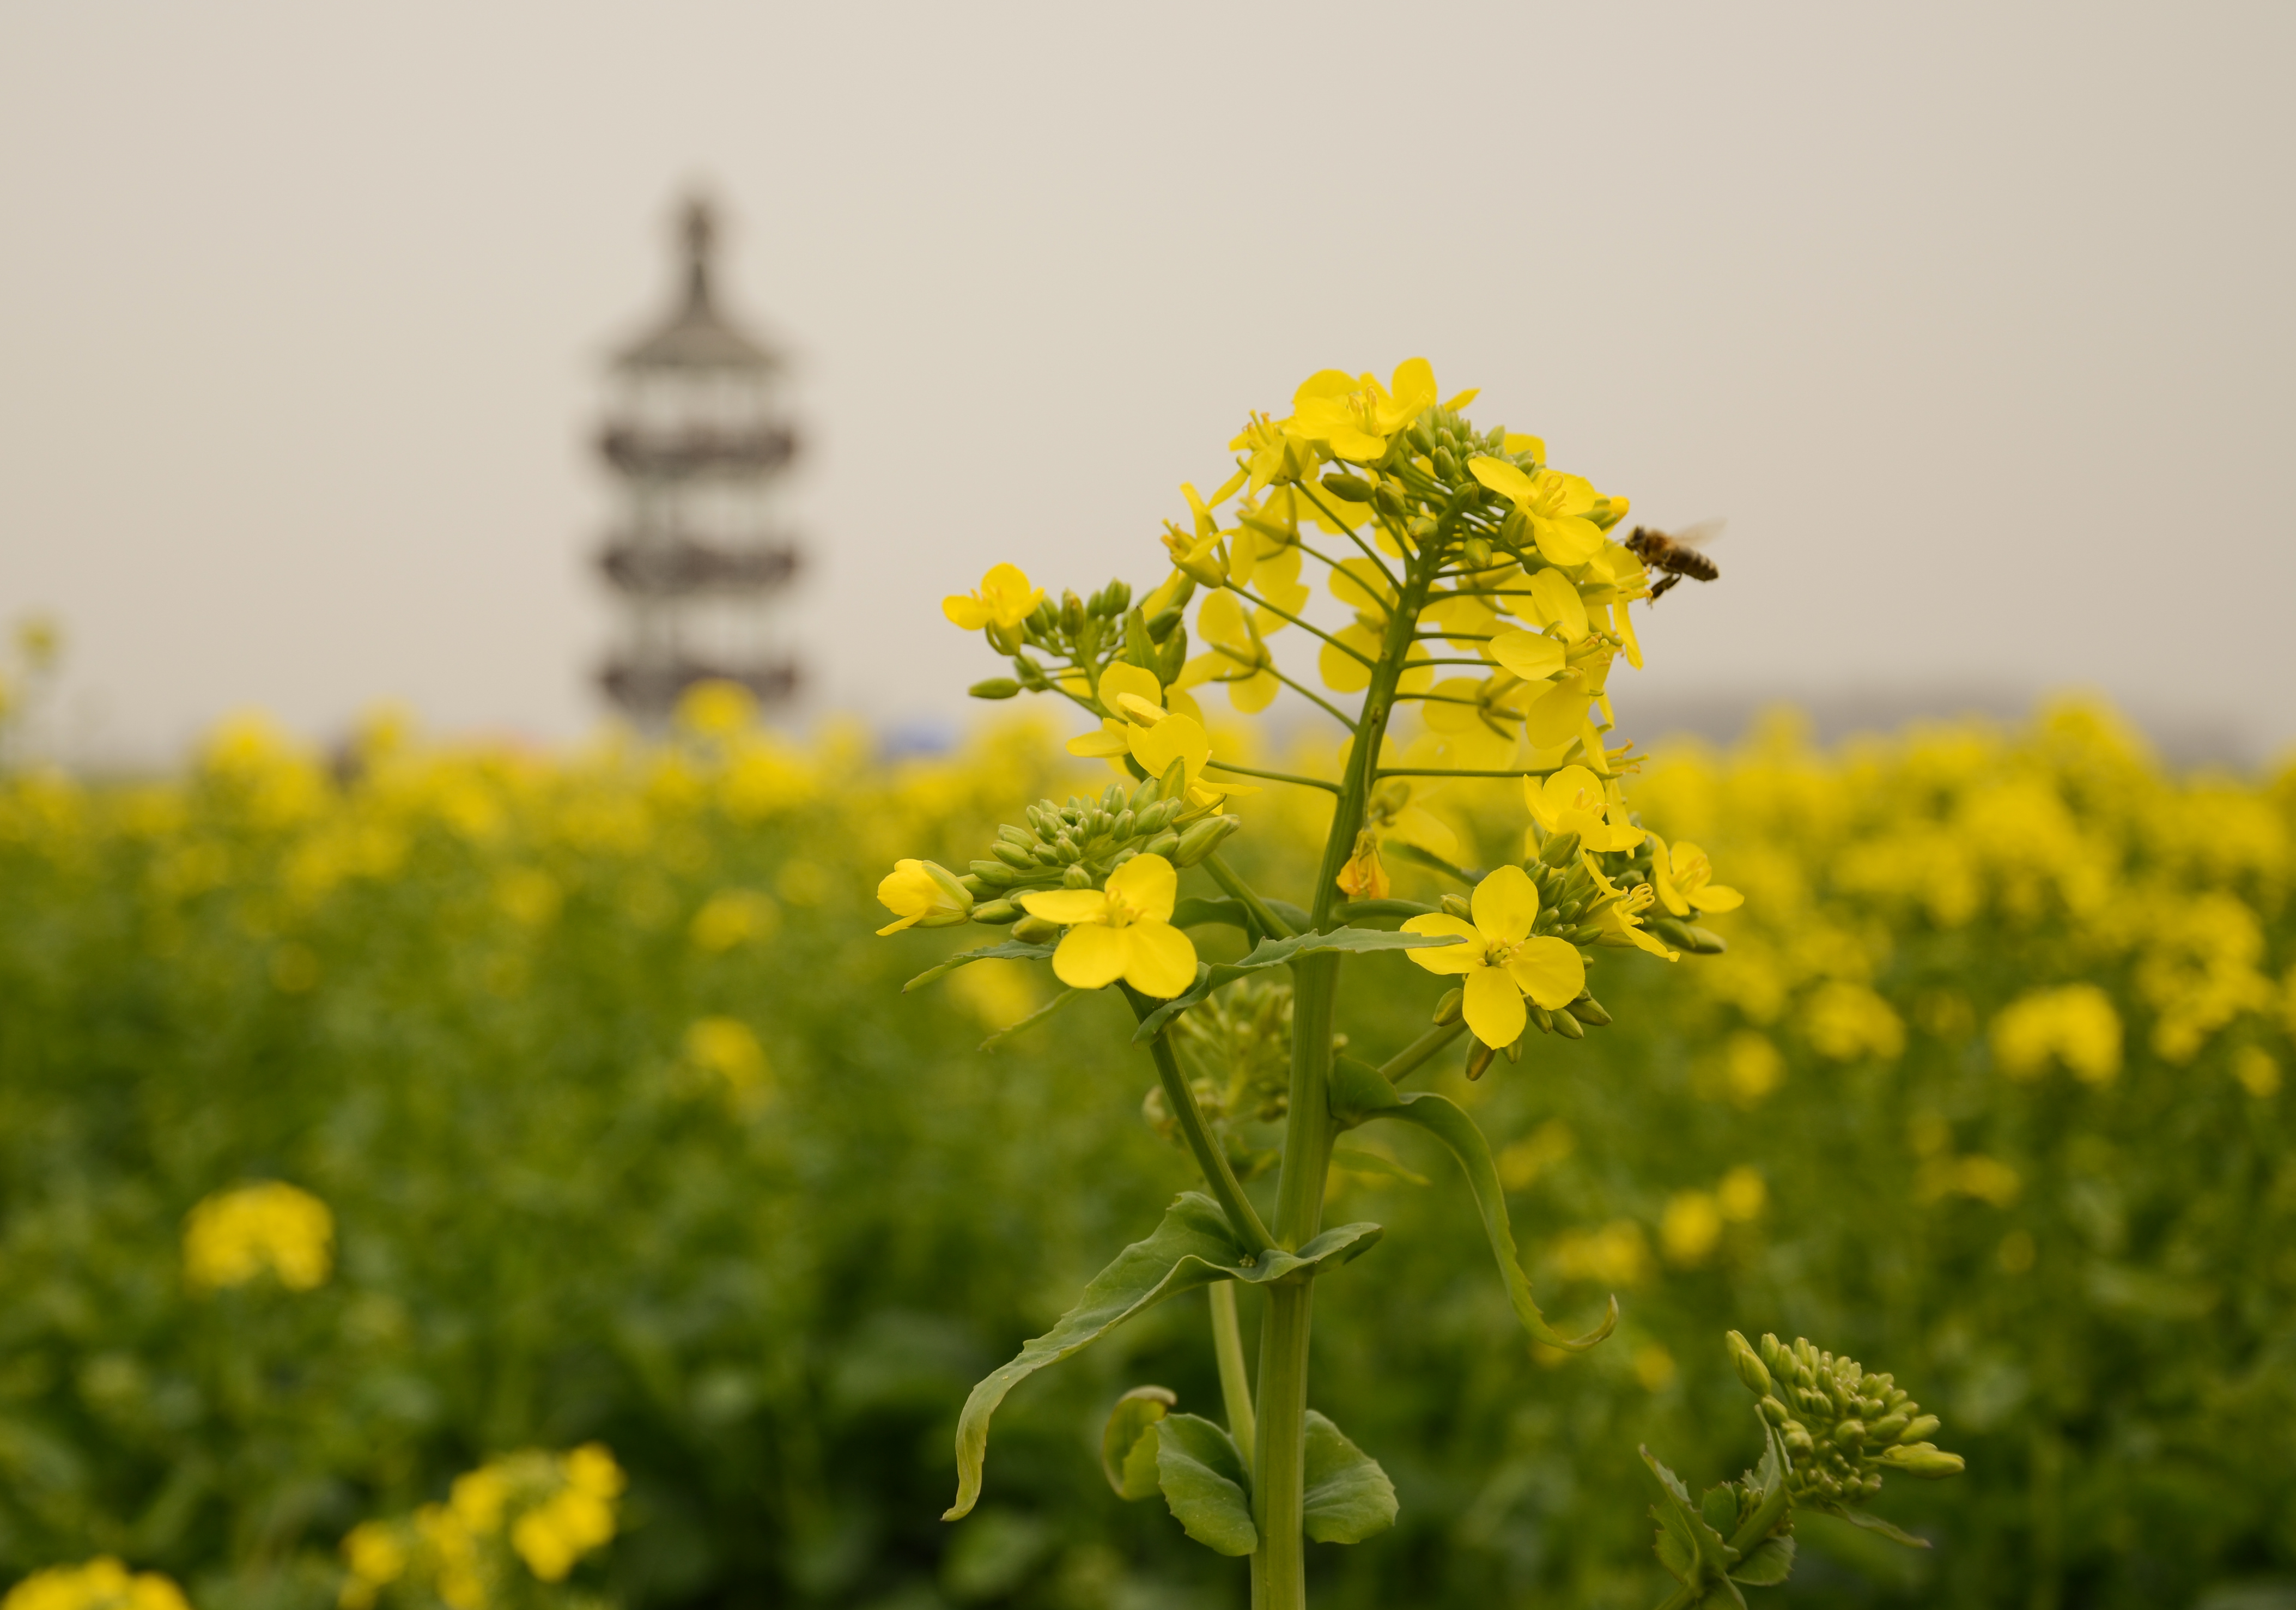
[944, 1194, 1383, 1520]
[1836, 1507, 1933, 1549]
[1131, 926, 1467, 1041]
[977, 987, 1083, 1052]
[1301, 1411, 1398, 1543]
[1640, 1448, 1745, 1608]
[1729, 1535, 1796, 1586]
[1363, 1089, 1618, 1351]
[1171, 896, 1252, 931]
[1153, 1414, 1257, 1556]
[1100, 1387, 1175, 1500]
[1700, 1484, 1738, 1538]
[904, 939, 1056, 993]
[1327, 1144, 1429, 1187]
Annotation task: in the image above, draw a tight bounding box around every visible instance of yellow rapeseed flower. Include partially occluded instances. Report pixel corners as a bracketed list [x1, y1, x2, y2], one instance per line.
[1400, 865, 1586, 1048]
[1467, 458, 1608, 567]
[873, 859, 974, 935]
[942, 564, 1044, 632]
[1284, 359, 1439, 464]
[1990, 984, 2121, 1084]
[1524, 765, 1644, 854]
[1018, 854, 1198, 998]
[184, 1181, 335, 1292]
[3, 1559, 190, 1610]
[1650, 835, 1742, 916]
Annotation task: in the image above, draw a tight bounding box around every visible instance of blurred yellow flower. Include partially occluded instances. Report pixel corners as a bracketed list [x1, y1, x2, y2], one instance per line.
[1400, 865, 1585, 1048]
[672, 679, 757, 737]
[3, 1559, 190, 1610]
[184, 1181, 333, 1293]
[691, 888, 779, 950]
[1660, 1191, 1723, 1266]
[684, 1016, 772, 1107]
[942, 563, 1044, 632]
[1991, 983, 2121, 1084]
[1018, 854, 1196, 997]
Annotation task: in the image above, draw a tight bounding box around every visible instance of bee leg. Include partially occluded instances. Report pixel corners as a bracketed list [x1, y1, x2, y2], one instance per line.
[1648, 574, 1679, 602]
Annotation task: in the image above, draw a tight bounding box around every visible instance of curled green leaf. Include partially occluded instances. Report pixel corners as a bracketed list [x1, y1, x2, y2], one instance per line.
[1100, 1387, 1175, 1500]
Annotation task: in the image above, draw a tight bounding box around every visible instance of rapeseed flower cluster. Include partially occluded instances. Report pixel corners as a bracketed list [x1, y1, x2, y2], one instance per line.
[338, 1445, 624, 1610]
[1, 1560, 188, 1610]
[183, 1181, 334, 1292]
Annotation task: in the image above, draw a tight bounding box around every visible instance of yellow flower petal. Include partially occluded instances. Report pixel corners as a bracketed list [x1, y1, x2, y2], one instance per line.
[1051, 923, 1131, 989]
[1462, 966, 1527, 1049]
[1691, 885, 1744, 914]
[1468, 457, 1535, 502]
[1096, 661, 1164, 714]
[1490, 628, 1565, 683]
[1524, 570, 1590, 641]
[1523, 676, 1590, 750]
[1532, 515, 1605, 568]
[1400, 913, 1481, 974]
[1066, 725, 1131, 758]
[1320, 628, 1378, 694]
[1020, 888, 1110, 926]
[1507, 937, 1586, 1011]
[1105, 853, 1178, 924]
[1501, 432, 1544, 459]
[1228, 669, 1280, 714]
[1130, 713, 1210, 786]
[1471, 864, 1540, 945]
[1123, 919, 1199, 998]
[942, 596, 991, 629]
[1422, 677, 1486, 733]
[1388, 357, 1438, 417]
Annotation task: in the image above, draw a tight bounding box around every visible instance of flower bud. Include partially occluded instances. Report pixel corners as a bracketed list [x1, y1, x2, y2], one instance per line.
[968, 678, 1021, 700]
[1898, 1414, 1940, 1444]
[1833, 1419, 1867, 1451]
[1551, 1008, 1585, 1040]
[1759, 1333, 1787, 1375]
[1321, 472, 1375, 503]
[1727, 1331, 1772, 1396]
[1529, 1006, 1554, 1034]
[1146, 606, 1183, 642]
[970, 859, 1018, 888]
[959, 874, 986, 895]
[972, 900, 1020, 925]
[1566, 995, 1612, 1026]
[1146, 831, 1181, 859]
[1432, 987, 1463, 1025]
[1759, 1395, 1789, 1425]
[1060, 591, 1085, 634]
[1463, 535, 1493, 570]
[1684, 926, 1728, 955]
[1104, 579, 1132, 615]
[1879, 1443, 1965, 1479]
[1500, 509, 1529, 547]
[1503, 1031, 1524, 1062]
[1538, 831, 1581, 867]
[1869, 1413, 1909, 1442]
[1439, 892, 1471, 919]
[1061, 864, 1094, 889]
[1648, 915, 1699, 949]
[993, 842, 1034, 870]
[1374, 483, 1408, 520]
[1174, 814, 1241, 868]
[1432, 446, 1461, 482]
[1012, 914, 1061, 943]
[1465, 1041, 1497, 1081]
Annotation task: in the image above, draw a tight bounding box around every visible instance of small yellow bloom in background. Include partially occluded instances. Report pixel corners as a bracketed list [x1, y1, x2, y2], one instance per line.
[942, 563, 1045, 632]
[2232, 1046, 2281, 1099]
[1401, 865, 1586, 1048]
[690, 889, 779, 951]
[1659, 1191, 1723, 1266]
[1802, 981, 1906, 1064]
[511, 1448, 622, 1583]
[1722, 1033, 1784, 1105]
[1285, 359, 1439, 463]
[1467, 458, 1608, 567]
[1018, 854, 1198, 998]
[1552, 1218, 1651, 1288]
[672, 679, 757, 738]
[1990, 983, 2122, 1085]
[1189, 591, 1279, 713]
[1650, 835, 1742, 915]
[450, 1467, 510, 1533]
[873, 860, 972, 936]
[2, 1560, 191, 1610]
[1633, 1342, 1677, 1392]
[184, 1181, 334, 1293]
[683, 1017, 772, 1108]
[1716, 1166, 1767, 1220]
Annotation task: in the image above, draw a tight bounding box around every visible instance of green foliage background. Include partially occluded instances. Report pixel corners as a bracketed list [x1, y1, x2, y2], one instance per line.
[1, 706, 2291, 1609]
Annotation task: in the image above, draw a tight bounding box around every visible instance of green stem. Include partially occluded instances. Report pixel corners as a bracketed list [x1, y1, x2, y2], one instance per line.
[1377, 1020, 1467, 1084]
[1205, 758, 1341, 795]
[1201, 852, 1299, 939]
[1251, 551, 1434, 1610]
[1208, 1281, 1255, 1480]
[1140, 1024, 1274, 1252]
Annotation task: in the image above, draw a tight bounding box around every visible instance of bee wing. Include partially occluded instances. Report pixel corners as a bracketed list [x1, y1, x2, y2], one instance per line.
[1671, 518, 1727, 552]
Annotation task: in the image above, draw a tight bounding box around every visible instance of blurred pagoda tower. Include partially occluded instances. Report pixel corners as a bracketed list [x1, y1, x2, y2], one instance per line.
[593, 195, 800, 723]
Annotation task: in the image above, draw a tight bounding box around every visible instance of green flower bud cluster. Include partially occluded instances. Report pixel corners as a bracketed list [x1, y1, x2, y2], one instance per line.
[1146, 976, 1295, 1179]
[959, 771, 1228, 932]
[993, 580, 1192, 697]
[1733, 1331, 1964, 1511]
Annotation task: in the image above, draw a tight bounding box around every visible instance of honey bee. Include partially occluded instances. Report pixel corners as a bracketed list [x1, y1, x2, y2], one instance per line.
[1625, 519, 1724, 601]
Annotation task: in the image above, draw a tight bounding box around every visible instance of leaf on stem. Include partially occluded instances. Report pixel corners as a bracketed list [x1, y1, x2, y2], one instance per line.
[1301, 1411, 1398, 1543]
[978, 987, 1083, 1052]
[1153, 1413, 1258, 1555]
[1338, 1064, 1616, 1351]
[1100, 1387, 1175, 1500]
[1131, 926, 1466, 1041]
[945, 1193, 1383, 1520]
[1641, 1447, 1746, 1608]
[904, 939, 1056, 992]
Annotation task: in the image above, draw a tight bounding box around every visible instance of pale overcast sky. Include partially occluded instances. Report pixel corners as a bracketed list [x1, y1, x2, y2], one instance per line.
[2, 3, 2291, 766]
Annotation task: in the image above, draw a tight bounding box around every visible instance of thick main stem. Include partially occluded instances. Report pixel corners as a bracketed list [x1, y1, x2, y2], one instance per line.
[1250, 556, 1434, 1610]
